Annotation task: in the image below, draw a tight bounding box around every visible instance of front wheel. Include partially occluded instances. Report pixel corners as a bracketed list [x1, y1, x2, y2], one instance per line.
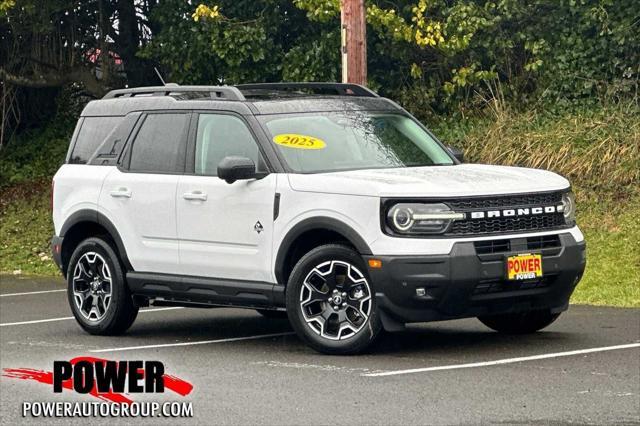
[286, 244, 382, 355]
[67, 237, 138, 335]
[478, 310, 560, 334]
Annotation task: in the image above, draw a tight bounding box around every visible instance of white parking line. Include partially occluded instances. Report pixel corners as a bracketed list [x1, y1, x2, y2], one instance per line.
[89, 332, 296, 353]
[363, 343, 640, 377]
[0, 307, 184, 327]
[0, 316, 74, 326]
[0, 289, 66, 297]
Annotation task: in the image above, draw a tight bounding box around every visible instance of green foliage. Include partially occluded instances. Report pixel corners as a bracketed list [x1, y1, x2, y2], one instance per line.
[0, 182, 58, 276]
[142, 0, 639, 110]
[141, 0, 333, 84]
[0, 0, 15, 15]
[0, 89, 78, 187]
[282, 30, 341, 81]
[571, 194, 640, 307]
[0, 127, 69, 187]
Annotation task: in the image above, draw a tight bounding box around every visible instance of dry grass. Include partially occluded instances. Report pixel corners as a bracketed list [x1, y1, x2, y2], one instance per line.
[458, 106, 640, 195]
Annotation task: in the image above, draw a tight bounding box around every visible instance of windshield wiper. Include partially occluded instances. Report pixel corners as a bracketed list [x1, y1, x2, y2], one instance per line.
[404, 162, 453, 167]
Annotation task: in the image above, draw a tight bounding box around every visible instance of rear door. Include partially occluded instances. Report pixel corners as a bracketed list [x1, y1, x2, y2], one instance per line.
[176, 112, 276, 282]
[99, 112, 190, 274]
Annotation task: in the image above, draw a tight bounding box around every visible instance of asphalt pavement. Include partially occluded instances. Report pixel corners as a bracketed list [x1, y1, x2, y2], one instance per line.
[1, 275, 639, 425]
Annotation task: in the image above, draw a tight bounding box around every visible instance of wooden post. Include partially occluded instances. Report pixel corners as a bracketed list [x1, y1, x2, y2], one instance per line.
[341, 0, 367, 85]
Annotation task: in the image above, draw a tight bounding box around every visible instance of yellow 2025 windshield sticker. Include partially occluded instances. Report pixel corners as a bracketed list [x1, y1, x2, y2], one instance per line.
[273, 134, 326, 150]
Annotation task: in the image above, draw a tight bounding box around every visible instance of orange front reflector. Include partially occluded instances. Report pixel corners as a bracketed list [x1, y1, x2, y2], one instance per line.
[368, 259, 382, 269]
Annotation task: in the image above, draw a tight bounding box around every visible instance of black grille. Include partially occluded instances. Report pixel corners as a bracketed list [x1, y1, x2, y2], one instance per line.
[449, 214, 566, 235]
[473, 234, 563, 255]
[527, 234, 561, 250]
[447, 192, 562, 210]
[474, 239, 511, 255]
[473, 275, 556, 295]
[445, 191, 567, 236]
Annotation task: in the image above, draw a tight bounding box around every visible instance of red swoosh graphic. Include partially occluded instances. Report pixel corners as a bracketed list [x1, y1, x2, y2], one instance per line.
[2, 356, 193, 404]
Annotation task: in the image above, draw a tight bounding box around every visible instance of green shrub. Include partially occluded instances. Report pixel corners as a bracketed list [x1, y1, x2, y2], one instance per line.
[0, 122, 73, 188]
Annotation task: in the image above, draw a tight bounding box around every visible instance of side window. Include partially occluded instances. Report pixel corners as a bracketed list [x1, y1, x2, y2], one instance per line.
[69, 116, 122, 164]
[89, 113, 141, 165]
[128, 113, 189, 173]
[195, 114, 261, 176]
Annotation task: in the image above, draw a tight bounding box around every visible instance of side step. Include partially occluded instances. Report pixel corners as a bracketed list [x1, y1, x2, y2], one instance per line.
[127, 272, 285, 310]
[150, 300, 220, 309]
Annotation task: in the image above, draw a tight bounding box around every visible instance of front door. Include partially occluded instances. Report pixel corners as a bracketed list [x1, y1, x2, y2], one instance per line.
[177, 113, 276, 282]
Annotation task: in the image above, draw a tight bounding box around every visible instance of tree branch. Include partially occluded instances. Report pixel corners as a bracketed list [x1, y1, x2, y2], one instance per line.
[0, 67, 106, 98]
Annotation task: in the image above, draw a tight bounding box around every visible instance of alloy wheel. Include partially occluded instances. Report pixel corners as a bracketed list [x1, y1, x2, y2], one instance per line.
[299, 260, 372, 340]
[72, 252, 112, 322]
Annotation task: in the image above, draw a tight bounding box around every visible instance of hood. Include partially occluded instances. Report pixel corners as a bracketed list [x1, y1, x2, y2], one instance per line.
[287, 164, 570, 197]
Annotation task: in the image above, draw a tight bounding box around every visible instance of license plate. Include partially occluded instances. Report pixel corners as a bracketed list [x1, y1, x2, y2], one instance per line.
[506, 253, 543, 280]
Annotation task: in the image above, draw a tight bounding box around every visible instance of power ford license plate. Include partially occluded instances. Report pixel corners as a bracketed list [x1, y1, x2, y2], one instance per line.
[506, 253, 543, 280]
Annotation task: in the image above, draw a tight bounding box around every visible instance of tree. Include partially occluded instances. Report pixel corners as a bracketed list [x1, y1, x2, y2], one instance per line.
[0, 0, 161, 145]
[1, 0, 637, 146]
[142, 0, 341, 84]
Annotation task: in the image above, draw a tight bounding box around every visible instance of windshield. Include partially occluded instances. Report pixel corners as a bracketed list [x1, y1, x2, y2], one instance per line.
[259, 112, 454, 173]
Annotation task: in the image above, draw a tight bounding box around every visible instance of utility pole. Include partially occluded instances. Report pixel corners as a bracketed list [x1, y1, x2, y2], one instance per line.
[341, 0, 367, 85]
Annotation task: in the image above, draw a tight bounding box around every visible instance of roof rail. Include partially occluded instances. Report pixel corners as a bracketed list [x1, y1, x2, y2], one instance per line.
[235, 82, 379, 98]
[103, 85, 245, 101]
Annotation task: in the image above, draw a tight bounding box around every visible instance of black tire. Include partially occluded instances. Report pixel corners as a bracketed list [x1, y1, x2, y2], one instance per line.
[286, 244, 382, 355]
[256, 309, 289, 319]
[66, 237, 138, 335]
[478, 310, 560, 334]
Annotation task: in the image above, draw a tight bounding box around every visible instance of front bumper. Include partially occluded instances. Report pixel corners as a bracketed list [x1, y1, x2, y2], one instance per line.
[364, 233, 586, 326]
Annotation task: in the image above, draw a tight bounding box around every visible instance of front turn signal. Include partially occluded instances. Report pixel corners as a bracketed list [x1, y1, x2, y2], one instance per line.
[368, 259, 382, 269]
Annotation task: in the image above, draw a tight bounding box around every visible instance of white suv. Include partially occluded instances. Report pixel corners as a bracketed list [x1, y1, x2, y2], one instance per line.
[51, 83, 586, 354]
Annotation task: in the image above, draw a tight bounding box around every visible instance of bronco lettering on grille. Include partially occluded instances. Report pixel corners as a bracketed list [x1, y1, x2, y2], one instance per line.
[468, 204, 564, 219]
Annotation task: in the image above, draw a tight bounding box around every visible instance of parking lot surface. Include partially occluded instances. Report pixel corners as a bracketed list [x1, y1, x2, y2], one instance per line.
[1, 275, 639, 425]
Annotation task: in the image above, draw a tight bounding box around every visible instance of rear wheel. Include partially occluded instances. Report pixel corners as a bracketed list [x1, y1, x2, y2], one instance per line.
[478, 310, 560, 334]
[67, 237, 138, 335]
[286, 244, 382, 355]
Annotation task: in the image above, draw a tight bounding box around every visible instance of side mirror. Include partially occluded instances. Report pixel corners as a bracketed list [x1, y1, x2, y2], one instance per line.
[448, 146, 464, 163]
[217, 156, 265, 184]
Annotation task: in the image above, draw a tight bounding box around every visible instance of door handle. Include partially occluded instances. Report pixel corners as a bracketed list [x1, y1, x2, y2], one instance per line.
[110, 188, 131, 198]
[183, 191, 207, 201]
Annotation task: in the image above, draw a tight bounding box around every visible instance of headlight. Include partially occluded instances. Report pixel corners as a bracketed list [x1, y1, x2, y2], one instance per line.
[386, 203, 464, 235]
[561, 191, 576, 225]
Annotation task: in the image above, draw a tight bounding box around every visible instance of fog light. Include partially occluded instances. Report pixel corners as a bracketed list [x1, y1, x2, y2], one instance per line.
[416, 287, 426, 297]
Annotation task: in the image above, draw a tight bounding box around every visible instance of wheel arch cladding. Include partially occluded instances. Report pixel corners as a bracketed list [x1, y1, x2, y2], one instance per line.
[59, 210, 132, 275]
[275, 217, 372, 286]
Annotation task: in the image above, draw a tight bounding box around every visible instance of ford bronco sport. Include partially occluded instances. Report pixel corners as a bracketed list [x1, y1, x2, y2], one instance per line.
[51, 83, 586, 354]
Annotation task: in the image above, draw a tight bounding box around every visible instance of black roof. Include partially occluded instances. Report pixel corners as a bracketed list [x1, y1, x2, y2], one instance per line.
[83, 83, 403, 117]
[248, 97, 400, 115]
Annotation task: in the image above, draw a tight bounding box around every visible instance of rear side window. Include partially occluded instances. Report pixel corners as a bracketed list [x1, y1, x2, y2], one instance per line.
[90, 113, 141, 165]
[69, 116, 122, 164]
[128, 113, 189, 173]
